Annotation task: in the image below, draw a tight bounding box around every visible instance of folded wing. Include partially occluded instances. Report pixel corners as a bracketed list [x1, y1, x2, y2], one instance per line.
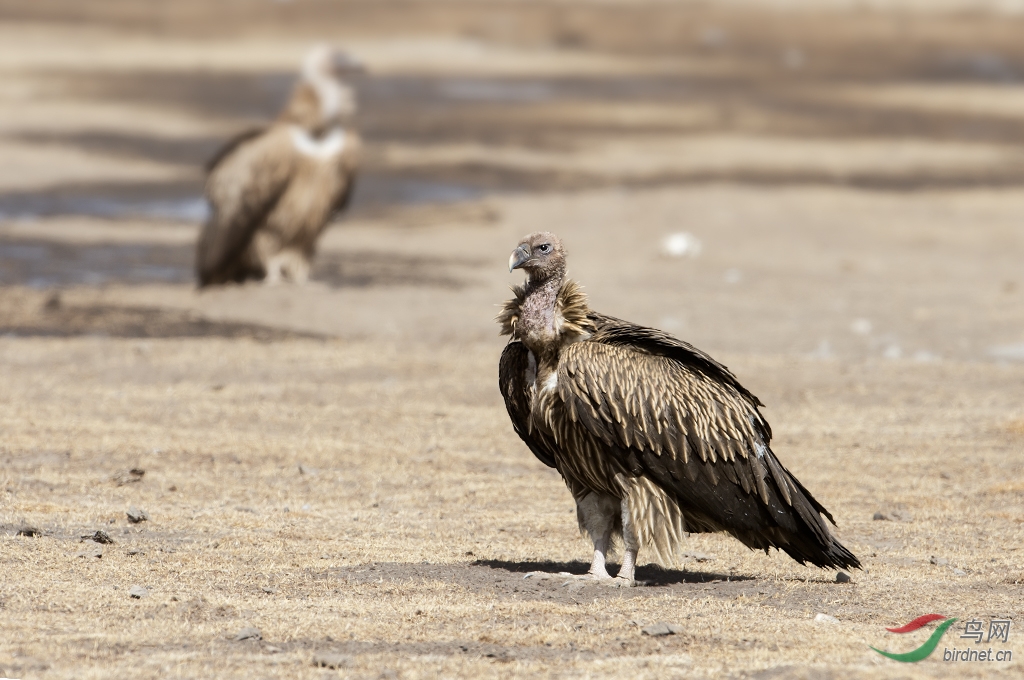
[556, 317, 859, 569]
[197, 128, 295, 286]
[499, 341, 558, 469]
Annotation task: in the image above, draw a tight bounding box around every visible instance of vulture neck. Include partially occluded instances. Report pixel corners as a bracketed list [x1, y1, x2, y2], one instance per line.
[280, 76, 351, 137]
[516, 267, 592, 364]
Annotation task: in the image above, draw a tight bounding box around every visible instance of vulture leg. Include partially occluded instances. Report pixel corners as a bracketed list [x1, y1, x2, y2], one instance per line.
[265, 249, 310, 284]
[576, 493, 619, 579]
[615, 498, 640, 583]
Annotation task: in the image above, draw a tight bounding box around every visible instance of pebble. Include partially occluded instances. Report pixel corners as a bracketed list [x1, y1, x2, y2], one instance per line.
[233, 627, 262, 641]
[261, 586, 278, 594]
[930, 556, 948, 566]
[814, 613, 840, 624]
[953, 568, 967, 576]
[641, 622, 685, 637]
[873, 509, 913, 522]
[126, 506, 149, 524]
[128, 585, 148, 599]
[836, 572, 851, 583]
[112, 468, 146, 486]
[661, 232, 702, 258]
[298, 463, 319, 476]
[680, 551, 715, 562]
[76, 545, 103, 558]
[82, 530, 115, 544]
[127, 548, 145, 556]
[312, 653, 350, 669]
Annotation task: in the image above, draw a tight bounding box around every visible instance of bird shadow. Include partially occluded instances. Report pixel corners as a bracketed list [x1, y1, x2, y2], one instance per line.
[470, 559, 753, 586]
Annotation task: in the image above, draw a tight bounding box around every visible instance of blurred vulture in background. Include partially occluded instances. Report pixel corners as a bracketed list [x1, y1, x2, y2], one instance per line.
[498, 233, 860, 583]
[196, 45, 362, 286]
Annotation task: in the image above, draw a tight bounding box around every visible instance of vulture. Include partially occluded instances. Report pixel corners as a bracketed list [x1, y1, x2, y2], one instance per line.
[498, 232, 859, 583]
[196, 45, 362, 286]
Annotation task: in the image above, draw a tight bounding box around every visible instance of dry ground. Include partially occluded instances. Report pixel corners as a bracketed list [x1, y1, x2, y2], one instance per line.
[1, 2, 1023, 679]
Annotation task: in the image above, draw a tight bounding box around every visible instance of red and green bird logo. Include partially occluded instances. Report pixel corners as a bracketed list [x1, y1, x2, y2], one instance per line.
[871, 614, 957, 662]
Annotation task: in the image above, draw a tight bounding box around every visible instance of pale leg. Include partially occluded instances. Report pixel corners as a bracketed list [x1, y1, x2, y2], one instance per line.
[615, 498, 639, 583]
[576, 493, 619, 579]
[265, 250, 309, 285]
[264, 254, 285, 285]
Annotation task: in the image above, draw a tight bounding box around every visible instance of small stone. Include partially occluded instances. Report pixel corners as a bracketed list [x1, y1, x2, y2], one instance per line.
[127, 548, 145, 556]
[930, 556, 948, 566]
[873, 508, 912, 522]
[298, 463, 319, 476]
[641, 622, 685, 637]
[264, 645, 281, 653]
[112, 468, 146, 486]
[261, 586, 277, 594]
[312, 653, 350, 669]
[953, 568, 967, 576]
[128, 585, 148, 599]
[16, 524, 41, 537]
[76, 545, 103, 558]
[814, 613, 839, 624]
[126, 506, 149, 524]
[82, 530, 115, 544]
[234, 627, 262, 641]
[836, 572, 851, 583]
[680, 551, 715, 562]
[44, 292, 62, 311]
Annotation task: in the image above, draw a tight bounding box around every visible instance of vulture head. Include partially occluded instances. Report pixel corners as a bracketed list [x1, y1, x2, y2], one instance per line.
[509, 232, 566, 283]
[283, 45, 362, 131]
[303, 44, 365, 81]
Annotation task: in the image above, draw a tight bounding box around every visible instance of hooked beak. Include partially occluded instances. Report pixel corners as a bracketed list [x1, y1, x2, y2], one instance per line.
[509, 245, 531, 272]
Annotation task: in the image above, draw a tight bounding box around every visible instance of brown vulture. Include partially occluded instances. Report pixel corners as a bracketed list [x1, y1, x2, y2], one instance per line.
[498, 232, 859, 583]
[196, 45, 362, 286]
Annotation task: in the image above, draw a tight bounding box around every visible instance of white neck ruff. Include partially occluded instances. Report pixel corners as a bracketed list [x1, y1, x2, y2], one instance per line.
[289, 126, 346, 160]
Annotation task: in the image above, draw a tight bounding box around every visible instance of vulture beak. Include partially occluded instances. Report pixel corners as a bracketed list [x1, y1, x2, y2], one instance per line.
[509, 244, 531, 272]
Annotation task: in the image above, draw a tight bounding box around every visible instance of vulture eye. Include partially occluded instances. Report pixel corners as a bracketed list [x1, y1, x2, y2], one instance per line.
[538, 244, 551, 253]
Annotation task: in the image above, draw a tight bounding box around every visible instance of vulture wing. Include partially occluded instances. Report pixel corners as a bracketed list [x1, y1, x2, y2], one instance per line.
[196, 127, 295, 286]
[556, 317, 859, 569]
[204, 127, 266, 174]
[499, 341, 558, 469]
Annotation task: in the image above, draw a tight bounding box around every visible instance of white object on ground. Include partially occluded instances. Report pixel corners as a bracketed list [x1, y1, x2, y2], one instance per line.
[661, 232, 702, 258]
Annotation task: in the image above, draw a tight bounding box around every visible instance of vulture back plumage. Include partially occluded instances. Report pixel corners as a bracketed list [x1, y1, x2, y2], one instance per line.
[497, 232, 859, 580]
[196, 46, 362, 287]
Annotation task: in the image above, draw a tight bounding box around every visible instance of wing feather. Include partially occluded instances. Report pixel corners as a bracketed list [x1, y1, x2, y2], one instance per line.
[498, 341, 557, 469]
[196, 127, 295, 286]
[556, 327, 859, 569]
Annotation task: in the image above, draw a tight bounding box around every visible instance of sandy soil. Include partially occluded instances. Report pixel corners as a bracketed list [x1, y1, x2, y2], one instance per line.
[1, 2, 1022, 679]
